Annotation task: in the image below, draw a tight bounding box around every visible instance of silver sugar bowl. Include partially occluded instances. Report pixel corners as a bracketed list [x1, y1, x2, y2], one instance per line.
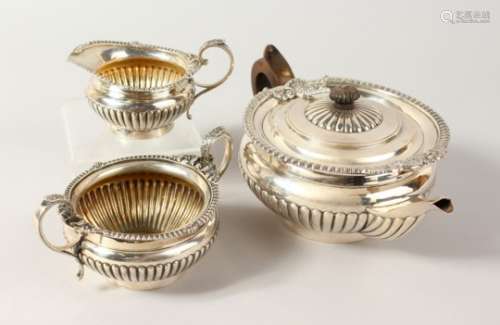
[35, 127, 232, 289]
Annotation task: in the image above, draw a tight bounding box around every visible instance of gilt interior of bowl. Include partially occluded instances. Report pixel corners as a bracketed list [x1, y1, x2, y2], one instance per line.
[68, 159, 212, 235]
[96, 56, 187, 90]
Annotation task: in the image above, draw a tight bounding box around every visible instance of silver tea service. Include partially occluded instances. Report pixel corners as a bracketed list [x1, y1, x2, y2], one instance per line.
[34, 41, 456, 292]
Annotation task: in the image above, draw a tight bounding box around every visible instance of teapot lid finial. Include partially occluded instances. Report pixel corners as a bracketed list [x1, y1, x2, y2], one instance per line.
[328, 85, 360, 107]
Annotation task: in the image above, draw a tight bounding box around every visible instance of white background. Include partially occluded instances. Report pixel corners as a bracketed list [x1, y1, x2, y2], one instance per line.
[1, 1, 499, 324]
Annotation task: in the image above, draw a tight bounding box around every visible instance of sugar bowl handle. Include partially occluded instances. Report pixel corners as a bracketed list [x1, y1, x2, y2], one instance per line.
[201, 127, 233, 178]
[34, 194, 85, 279]
[193, 39, 234, 101]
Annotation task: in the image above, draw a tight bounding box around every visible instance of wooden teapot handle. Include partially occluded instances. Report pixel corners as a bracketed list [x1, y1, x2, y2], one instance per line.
[251, 45, 295, 94]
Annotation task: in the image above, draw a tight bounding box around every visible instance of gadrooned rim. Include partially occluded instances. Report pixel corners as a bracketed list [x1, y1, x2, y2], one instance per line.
[71, 40, 202, 93]
[61, 154, 218, 242]
[244, 76, 450, 176]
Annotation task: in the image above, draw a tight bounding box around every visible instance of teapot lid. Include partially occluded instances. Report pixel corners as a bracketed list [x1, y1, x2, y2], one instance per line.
[244, 76, 450, 177]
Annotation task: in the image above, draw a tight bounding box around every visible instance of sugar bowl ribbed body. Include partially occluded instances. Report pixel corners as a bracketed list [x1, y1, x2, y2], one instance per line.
[35, 127, 233, 289]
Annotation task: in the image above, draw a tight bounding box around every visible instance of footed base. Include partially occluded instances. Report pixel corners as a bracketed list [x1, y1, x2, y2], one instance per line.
[111, 274, 182, 290]
[283, 220, 366, 244]
[112, 124, 174, 140]
[61, 99, 202, 173]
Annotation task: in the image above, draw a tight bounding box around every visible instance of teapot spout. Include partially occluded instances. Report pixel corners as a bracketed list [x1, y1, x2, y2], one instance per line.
[368, 196, 454, 219]
[432, 198, 454, 213]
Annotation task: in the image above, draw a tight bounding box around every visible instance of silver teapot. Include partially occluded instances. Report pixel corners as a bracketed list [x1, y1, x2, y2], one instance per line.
[239, 46, 453, 243]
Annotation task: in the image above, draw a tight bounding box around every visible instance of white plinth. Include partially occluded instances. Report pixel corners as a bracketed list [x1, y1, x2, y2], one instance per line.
[62, 99, 202, 171]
